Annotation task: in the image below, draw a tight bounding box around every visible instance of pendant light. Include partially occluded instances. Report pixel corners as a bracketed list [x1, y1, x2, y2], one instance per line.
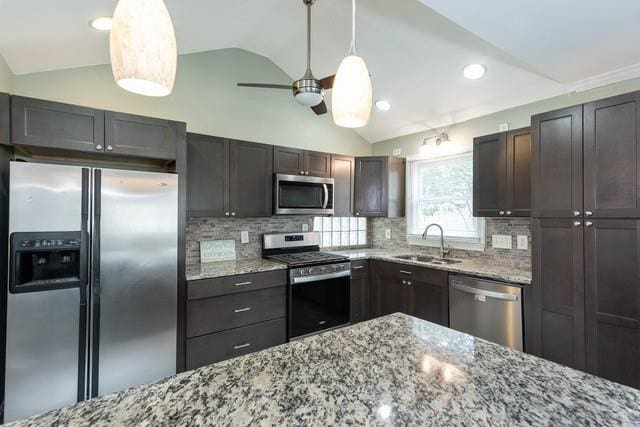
[110, 0, 177, 97]
[332, 0, 372, 128]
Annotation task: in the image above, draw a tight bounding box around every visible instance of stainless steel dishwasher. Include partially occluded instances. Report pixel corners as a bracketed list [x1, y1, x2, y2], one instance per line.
[449, 275, 523, 351]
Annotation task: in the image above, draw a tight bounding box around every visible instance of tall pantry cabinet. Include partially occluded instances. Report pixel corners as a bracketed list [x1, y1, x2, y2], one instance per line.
[529, 91, 640, 389]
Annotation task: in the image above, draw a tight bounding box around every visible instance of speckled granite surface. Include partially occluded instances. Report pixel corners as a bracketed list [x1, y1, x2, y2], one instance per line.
[186, 258, 286, 281]
[12, 313, 640, 426]
[331, 249, 532, 285]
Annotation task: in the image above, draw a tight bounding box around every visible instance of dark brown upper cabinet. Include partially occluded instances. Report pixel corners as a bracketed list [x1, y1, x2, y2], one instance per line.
[584, 92, 640, 218]
[187, 133, 228, 218]
[187, 134, 273, 218]
[584, 219, 640, 389]
[104, 111, 178, 160]
[473, 127, 531, 218]
[11, 95, 104, 153]
[529, 218, 585, 371]
[531, 105, 583, 218]
[331, 154, 355, 216]
[229, 140, 273, 217]
[0, 93, 9, 145]
[274, 146, 330, 177]
[354, 156, 405, 217]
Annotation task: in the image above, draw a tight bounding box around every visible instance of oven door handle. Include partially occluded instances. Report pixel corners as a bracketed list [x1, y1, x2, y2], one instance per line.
[322, 184, 329, 209]
[292, 269, 351, 284]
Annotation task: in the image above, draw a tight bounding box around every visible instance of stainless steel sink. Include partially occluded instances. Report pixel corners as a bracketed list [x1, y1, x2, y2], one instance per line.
[393, 254, 462, 265]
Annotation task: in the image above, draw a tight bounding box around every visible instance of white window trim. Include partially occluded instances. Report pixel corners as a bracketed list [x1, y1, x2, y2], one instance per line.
[405, 152, 486, 252]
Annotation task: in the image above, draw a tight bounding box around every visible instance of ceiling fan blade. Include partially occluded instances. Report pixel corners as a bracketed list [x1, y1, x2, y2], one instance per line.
[237, 83, 293, 90]
[311, 100, 328, 115]
[318, 75, 335, 90]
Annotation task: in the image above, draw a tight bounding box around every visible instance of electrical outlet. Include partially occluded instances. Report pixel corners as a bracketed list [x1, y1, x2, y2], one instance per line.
[492, 234, 512, 250]
[385, 229, 392, 239]
[240, 231, 249, 244]
[499, 123, 509, 132]
[302, 223, 309, 232]
[517, 235, 528, 250]
[392, 148, 402, 156]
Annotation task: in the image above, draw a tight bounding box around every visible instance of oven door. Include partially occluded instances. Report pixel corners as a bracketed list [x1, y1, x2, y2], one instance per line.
[288, 271, 350, 339]
[274, 174, 334, 215]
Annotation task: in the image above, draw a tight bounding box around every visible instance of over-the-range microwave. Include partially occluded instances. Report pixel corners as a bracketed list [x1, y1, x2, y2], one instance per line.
[274, 174, 334, 215]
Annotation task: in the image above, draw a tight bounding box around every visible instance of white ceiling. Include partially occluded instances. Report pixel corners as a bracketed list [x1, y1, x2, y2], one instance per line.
[0, 0, 638, 143]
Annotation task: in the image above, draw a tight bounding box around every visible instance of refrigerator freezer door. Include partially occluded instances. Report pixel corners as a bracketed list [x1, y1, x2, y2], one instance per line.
[5, 162, 86, 422]
[94, 168, 178, 397]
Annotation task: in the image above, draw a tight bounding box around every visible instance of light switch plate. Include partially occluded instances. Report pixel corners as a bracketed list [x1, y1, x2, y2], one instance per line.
[240, 231, 249, 244]
[492, 234, 512, 250]
[302, 223, 309, 232]
[385, 229, 392, 239]
[517, 235, 528, 250]
[392, 148, 402, 156]
[499, 123, 509, 132]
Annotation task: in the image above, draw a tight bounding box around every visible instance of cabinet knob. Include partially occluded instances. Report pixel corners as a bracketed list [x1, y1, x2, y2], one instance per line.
[355, 212, 360, 216]
[574, 221, 582, 227]
[95, 144, 103, 151]
[106, 145, 113, 151]
[305, 171, 309, 175]
[401, 280, 406, 285]
[499, 211, 505, 216]
[573, 211, 581, 217]
[231, 212, 236, 216]
[225, 212, 230, 216]
[407, 281, 412, 286]
[585, 211, 593, 216]
[300, 171, 305, 175]
[506, 211, 512, 216]
[585, 221, 593, 227]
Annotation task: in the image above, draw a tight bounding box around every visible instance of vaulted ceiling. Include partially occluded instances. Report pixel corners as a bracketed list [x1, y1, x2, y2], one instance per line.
[1, 0, 638, 142]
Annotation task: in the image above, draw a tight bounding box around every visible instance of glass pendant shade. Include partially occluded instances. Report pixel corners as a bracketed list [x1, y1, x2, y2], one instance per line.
[110, 0, 177, 97]
[332, 54, 372, 128]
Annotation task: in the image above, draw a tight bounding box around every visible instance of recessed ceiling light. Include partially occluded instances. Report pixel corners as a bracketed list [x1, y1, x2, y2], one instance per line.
[463, 64, 486, 80]
[375, 100, 391, 111]
[89, 17, 113, 31]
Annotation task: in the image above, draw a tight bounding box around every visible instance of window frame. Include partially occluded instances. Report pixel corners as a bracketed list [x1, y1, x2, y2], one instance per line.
[405, 152, 485, 251]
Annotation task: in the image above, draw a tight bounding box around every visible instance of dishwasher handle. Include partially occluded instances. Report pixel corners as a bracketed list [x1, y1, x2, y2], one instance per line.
[450, 282, 519, 302]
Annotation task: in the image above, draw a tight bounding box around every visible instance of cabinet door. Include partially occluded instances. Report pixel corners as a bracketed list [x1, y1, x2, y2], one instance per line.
[0, 93, 9, 145]
[11, 96, 104, 153]
[186, 133, 228, 217]
[585, 219, 640, 388]
[274, 146, 305, 175]
[355, 157, 388, 217]
[370, 261, 407, 318]
[229, 140, 273, 217]
[105, 111, 177, 160]
[408, 267, 448, 326]
[530, 219, 585, 370]
[350, 261, 370, 324]
[531, 106, 583, 217]
[305, 150, 331, 177]
[331, 154, 355, 216]
[584, 92, 640, 218]
[505, 128, 531, 217]
[473, 132, 506, 217]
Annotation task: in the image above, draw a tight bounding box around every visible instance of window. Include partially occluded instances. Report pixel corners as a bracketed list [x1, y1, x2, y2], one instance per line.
[313, 217, 367, 248]
[406, 152, 484, 250]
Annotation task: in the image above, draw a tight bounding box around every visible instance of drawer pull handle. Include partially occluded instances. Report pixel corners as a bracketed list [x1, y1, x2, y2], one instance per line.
[234, 307, 251, 313]
[352, 266, 364, 270]
[399, 270, 412, 275]
[234, 281, 252, 287]
[234, 343, 251, 350]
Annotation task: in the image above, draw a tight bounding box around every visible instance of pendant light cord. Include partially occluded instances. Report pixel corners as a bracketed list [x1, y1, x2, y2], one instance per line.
[350, 0, 357, 55]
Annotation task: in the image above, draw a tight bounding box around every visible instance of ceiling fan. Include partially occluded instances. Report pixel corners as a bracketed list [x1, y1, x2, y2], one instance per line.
[237, 0, 335, 115]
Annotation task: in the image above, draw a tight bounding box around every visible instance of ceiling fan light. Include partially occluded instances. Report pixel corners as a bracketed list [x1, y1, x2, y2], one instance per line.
[110, 0, 177, 97]
[332, 54, 372, 128]
[295, 91, 323, 107]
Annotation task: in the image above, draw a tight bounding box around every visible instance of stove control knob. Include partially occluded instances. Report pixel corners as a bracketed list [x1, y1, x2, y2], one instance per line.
[308, 268, 314, 275]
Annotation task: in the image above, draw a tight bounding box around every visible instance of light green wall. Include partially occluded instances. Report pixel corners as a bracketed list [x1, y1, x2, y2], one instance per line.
[0, 53, 14, 93]
[12, 48, 371, 156]
[372, 77, 640, 159]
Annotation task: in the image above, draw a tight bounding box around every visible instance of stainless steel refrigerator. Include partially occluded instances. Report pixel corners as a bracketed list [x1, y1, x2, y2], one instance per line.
[4, 162, 178, 422]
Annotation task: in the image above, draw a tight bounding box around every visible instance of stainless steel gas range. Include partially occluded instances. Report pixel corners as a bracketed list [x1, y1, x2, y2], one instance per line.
[263, 232, 350, 340]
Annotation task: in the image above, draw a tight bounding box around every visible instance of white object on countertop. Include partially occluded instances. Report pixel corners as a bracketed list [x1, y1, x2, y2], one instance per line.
[200, 240, 236, 263]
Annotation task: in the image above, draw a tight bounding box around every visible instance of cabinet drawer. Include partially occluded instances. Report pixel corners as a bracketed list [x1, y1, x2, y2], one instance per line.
[186, 318, 286, 369]
[188, 269, 287, 300]
[413, 266, 447, 287]
[187, 286, 285, 337]
[351, 260, 369, 277]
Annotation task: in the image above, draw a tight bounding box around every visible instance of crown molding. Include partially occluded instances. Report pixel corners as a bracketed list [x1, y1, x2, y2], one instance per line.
[570, 62, 640, 92]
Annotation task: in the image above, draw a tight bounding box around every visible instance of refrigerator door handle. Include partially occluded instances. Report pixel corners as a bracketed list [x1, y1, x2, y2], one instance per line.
[78, 168, 90, 402]
[90, 169, 102, 398]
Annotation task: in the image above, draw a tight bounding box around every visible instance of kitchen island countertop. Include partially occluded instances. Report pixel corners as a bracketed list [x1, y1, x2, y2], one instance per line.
[12, 313, 639, 426]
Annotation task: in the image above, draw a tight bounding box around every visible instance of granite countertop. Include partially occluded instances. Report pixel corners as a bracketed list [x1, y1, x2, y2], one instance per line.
[186, 258, 286, 281]
[331, 249, 532, 285]
[13, 313, 639, 426]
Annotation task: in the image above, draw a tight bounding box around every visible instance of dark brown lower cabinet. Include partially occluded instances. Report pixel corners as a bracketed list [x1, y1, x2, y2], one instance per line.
[585, 219, 640, 388]
[529, 219, 585, 370]
[370, 261, 448, 326]
[350, 260, 370, 324]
